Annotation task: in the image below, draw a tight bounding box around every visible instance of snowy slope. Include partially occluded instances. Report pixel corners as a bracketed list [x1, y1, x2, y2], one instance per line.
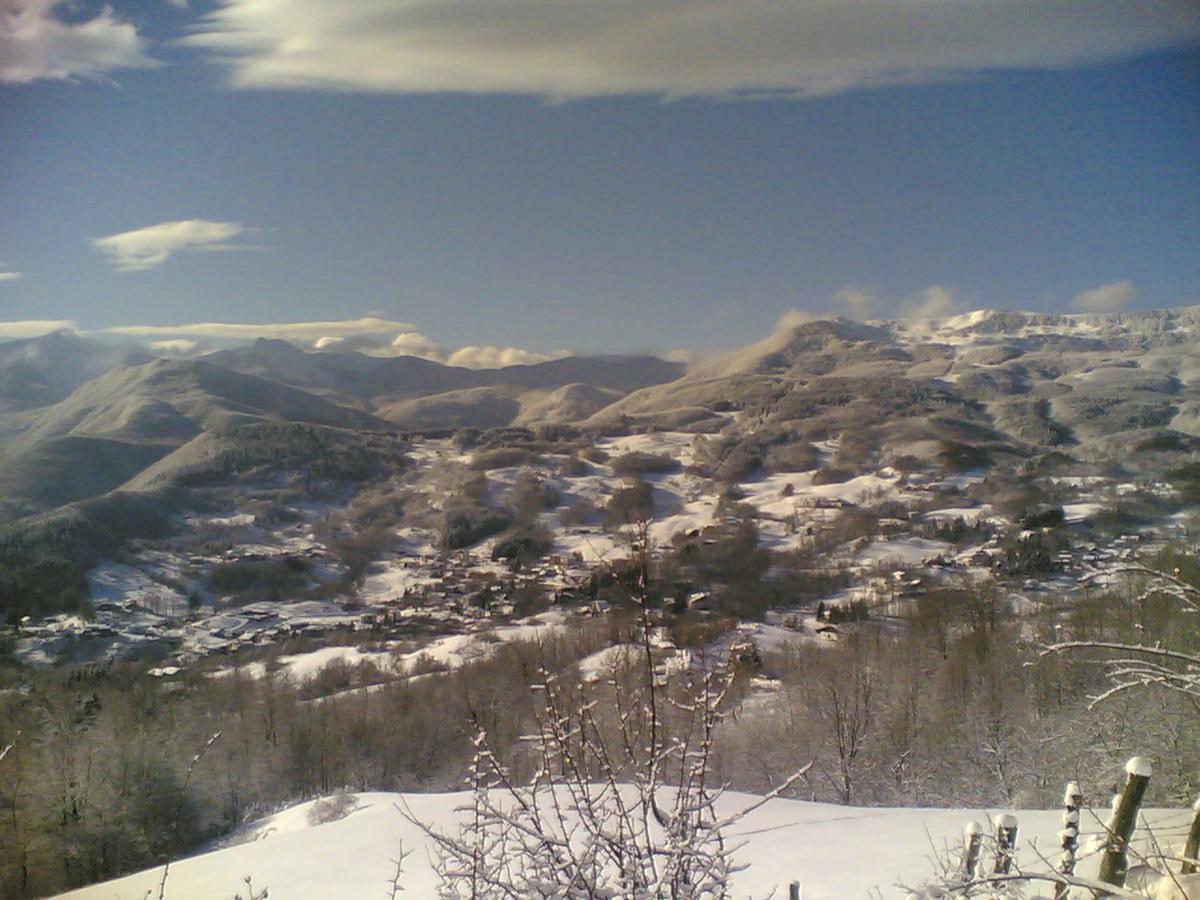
[56, 790, 1193, 900]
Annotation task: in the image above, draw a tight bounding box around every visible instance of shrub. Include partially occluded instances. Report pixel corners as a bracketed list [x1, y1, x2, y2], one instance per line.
[605, 480, 654, 528]
[452, 428, 482, 450]
[611, 451, 681, 478]
[559, 499, 597, 527]
[998, 530, 1064, 575]
[492, 524, 553, 566]
[307, 793, 359, 826]
[1135, 431, 1191, 453]
[438, 505, 511, 550]
[690, 435, 762, 481]
[470, 447, 535, 471]
[812, 465, 854, 485]
[507, 471, 560, 521]
[937, 440, 991, 473]
[327, 524, 395, 582]
[1167, 461, 1200, 505]
[559, 455, 590, 477]
[764, 440, 819, 474]
[0, 555, 91, 623]
[207, 555, 315, 602]
[1021, 507, 1065, 529]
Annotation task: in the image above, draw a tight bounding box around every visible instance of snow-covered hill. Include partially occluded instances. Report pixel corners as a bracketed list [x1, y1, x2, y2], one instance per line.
[55, 790, 1194, 900]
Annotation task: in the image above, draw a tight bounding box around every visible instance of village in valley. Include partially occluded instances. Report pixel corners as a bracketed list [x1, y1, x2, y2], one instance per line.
[11, 426, 1193, 707]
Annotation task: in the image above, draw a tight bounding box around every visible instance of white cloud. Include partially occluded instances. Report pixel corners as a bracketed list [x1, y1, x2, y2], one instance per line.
[0, 266, 21, 281]
[663, 349, 693, 365]
[1072, 279, 1135, 313]
[1, 0, 155, 85]
[900, 285, 960, 320]
[0, 319, 76, 339]
[831, 285, 875, 320]
[385, 330, 572, 368]
[388, 331, 449, 360]
[446, 345, 571, 369]
[87, 317, 576, 368]
[772, 309, 820, 334]
[92, 219, 255, 272]
[101, 316, 414, 342]
[183, 0, 1200, 98]
[148, 338, 201, 355]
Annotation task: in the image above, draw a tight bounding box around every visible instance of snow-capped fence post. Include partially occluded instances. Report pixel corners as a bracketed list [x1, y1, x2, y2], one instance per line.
[789, 880, 801, 900]
[961, 821, 983, 879]
[1098, 756, 1152, 889]
[993, 814, 1018, 876]
[1055, 781, 1083, 900]
[1182, 794, 1200, 875]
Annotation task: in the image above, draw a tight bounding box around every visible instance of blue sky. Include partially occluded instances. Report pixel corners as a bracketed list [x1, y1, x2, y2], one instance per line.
[1, 1, 1198, 363]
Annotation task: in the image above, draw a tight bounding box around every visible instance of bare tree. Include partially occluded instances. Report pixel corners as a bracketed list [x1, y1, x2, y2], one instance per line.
[406, 525, 811, 898]
[820, 657, 876, 805]
[1041, 565, 1200, 706]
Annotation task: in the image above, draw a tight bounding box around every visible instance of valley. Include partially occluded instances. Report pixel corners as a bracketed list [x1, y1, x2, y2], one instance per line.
[1, 306, 1198, 898]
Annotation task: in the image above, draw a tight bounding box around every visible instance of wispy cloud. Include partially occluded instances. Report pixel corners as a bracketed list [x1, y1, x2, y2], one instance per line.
[92, 219, 257, 272]
[831, 285, 876, 321]
[0, 316, 575, 369]
[0, 319, 76, 339]
[148, 339, 202, 355]
[771, 309, 821, 334]
[183, 0, 1200, 98]
[1072, 280, 1135, 313]
[100, 316, 414, 342]
[316, 330, 572, 368]
[446, 345, 571, 368]
[0, 264, 21, 282]
[1, 0, 156, 85]
[899, 285, 962, 320]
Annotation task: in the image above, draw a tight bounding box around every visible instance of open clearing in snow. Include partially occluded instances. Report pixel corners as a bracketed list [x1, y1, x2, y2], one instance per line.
[57, 790, 1195, 900]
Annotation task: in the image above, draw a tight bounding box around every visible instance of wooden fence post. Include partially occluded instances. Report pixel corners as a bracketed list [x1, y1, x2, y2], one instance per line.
[1098, 756, 1152, 889]
[788, 881, 801, 900]
[1182, 794, 1200, 876]
[961, 820, 983, 879]
[1055, 781, 1083, 900]
[993, 814, 1019, 875]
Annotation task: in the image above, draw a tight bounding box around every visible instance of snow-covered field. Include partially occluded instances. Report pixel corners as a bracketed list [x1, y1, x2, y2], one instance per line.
[89, 561, 189, 617]
[56, 790, 1195, 900]
[212, 610, 574, 682]
[852, 536, 953, 567]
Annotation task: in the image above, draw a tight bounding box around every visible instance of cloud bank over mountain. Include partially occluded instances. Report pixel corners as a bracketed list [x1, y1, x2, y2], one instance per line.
[0, 316, 578, 370]
[1073, 280, 1137, 313]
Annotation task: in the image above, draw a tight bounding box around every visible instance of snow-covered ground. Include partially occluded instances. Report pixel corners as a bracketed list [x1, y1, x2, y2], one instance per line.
[20, 428, 1185, 675]
[211, 610, 575, 682]
[89, 561, 189, 617]
[214, 643, 398, 681]
[1062, 501, 1104, 524]
[852, 536, 954, 567]
[923, 505, 996, 525]
[55, 790, 1195, 900]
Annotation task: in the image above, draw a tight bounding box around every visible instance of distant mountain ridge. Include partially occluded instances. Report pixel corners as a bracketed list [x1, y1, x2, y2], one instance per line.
[0, 358, 390, 512]
[0, 306, 1197, 523]
[201, 339, 683, 429]
[203, 339, 684, 403]
[0, 330, 153, 412]
[586, 305, 1200, 470]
